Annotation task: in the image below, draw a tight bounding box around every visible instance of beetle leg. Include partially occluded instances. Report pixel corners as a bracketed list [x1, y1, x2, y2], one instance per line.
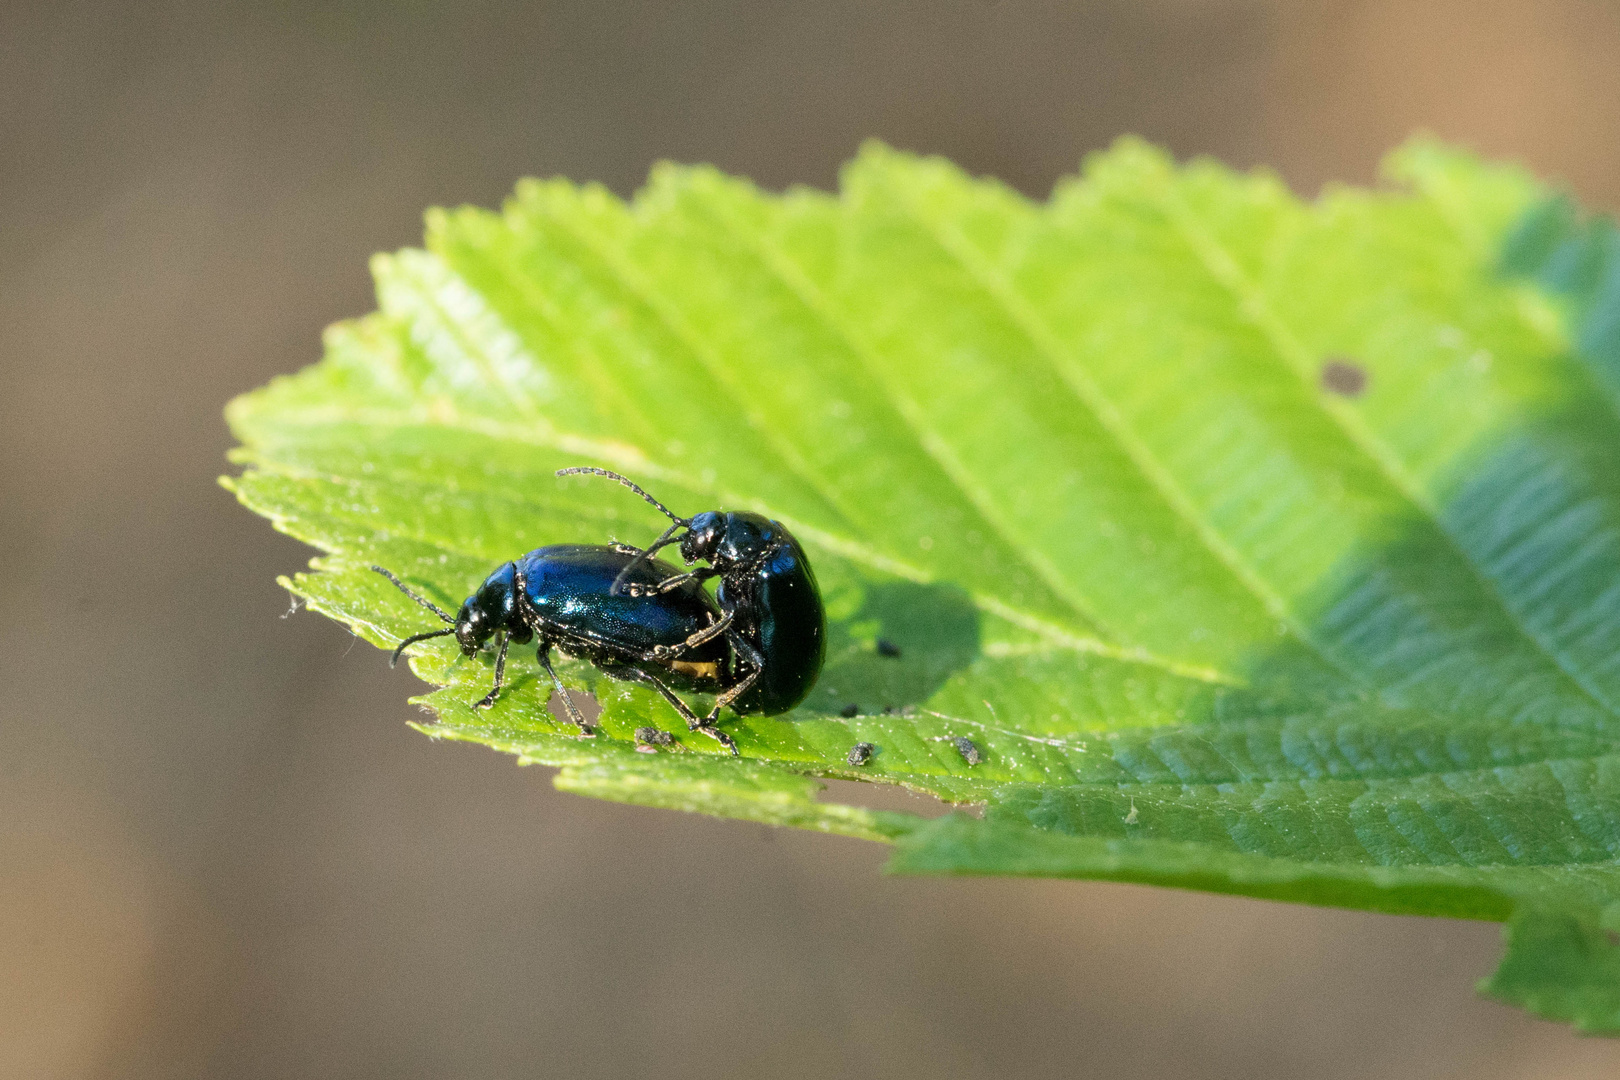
[538, 643, 595, 736]
[705, 628, 765, 724]
[623, 565, 720, 597]
[600, 664, 738, 755]
[648, 676, 739, 756]
[640, 544, 769, 597]
[689, 722, 739, 756]
[473, 632, 510, 710]
[648, 608, 734, 661]
[608, 521, 688, 595]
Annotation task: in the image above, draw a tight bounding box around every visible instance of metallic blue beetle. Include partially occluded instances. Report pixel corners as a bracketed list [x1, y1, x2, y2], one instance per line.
[374, 543, 740, 752]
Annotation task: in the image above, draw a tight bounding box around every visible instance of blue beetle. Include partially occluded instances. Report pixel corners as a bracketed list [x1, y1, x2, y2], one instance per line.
[373, 543, 740, 752]
[557, 468, 826, 726]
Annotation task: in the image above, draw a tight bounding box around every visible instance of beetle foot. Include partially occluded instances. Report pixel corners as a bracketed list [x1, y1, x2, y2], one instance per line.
[689, 719, 739, 756]
[473, 689, 500, 710]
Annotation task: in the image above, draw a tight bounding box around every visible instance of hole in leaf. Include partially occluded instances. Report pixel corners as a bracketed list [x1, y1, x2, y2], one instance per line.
[1321, 357, 1369, 397]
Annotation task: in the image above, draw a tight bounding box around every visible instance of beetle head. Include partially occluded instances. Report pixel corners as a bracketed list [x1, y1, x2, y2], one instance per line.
[454, 561, 518, 654]
[679, 511, 726, 565]
[453, 602, 493, 655]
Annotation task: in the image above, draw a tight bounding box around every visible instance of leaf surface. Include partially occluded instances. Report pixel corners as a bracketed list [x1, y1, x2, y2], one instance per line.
[227, 137, 1620, 1028]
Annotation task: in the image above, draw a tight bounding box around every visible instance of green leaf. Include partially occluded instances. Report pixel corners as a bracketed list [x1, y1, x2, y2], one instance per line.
[227, 136, 1620, 1029]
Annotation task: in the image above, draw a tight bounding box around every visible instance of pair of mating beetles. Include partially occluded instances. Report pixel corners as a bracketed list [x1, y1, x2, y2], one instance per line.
[375, 468, 825, 755]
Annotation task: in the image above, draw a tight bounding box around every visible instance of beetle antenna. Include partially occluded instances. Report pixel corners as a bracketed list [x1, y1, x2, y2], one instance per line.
[556, 467, 689, 526]
[372, 566, 455, 624]
[390, 627, 455, 666]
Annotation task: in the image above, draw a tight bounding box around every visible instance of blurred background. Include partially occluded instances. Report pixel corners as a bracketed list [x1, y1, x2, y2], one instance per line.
[6, 1, 1620, 1077]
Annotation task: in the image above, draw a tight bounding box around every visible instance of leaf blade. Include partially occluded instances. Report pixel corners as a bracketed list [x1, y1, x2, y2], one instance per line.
[228, 136, 1620, 1028]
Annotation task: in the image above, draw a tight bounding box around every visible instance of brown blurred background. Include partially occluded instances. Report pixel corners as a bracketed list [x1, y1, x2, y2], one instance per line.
[5, 1, 1620, 1077]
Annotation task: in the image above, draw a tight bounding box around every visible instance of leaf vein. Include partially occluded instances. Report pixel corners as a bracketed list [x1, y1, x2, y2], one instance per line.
[1154, 181, 1620, 725]
[875, 174, 1366, 687]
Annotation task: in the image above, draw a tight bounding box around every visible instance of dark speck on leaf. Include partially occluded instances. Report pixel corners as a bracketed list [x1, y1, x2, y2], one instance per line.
[847, 742, 874, 766]
[954, 736, 981, 766]
[875, 637, 903, 658]
[839, 703, 859, 718]
[1321, 358, 1368, 397]
[634, 726, 675, 750]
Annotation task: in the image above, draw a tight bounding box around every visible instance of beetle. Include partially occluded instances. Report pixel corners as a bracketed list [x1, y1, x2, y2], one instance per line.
[372, 543, 742, 752]
[556, 467, 826, 726]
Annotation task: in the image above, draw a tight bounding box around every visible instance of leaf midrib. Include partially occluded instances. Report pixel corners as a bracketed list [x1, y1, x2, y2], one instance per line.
[238, 409, 1234, 681]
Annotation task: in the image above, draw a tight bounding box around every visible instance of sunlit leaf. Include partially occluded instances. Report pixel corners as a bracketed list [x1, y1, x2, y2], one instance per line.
[227, 137, 1620, 1029]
